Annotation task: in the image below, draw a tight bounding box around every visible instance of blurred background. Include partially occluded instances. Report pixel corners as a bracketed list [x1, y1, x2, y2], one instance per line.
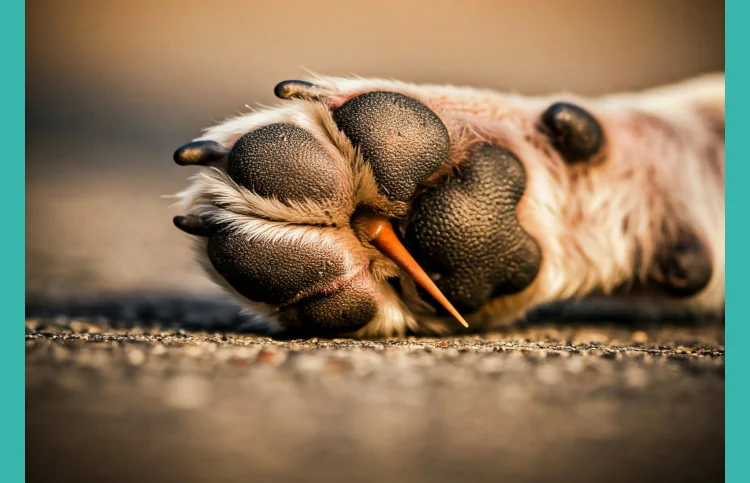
[26, 0, 725, 309]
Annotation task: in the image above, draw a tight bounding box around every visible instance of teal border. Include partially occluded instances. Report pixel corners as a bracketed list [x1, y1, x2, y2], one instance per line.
[1, 0, 24, 481]
[726, 1, 744, 482]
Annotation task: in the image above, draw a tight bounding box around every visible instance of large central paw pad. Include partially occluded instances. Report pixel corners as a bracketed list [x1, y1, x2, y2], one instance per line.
[404, 144, 542, 313]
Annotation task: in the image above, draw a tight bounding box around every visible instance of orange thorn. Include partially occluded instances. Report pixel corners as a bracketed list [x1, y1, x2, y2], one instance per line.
[360, 214, 469, 328]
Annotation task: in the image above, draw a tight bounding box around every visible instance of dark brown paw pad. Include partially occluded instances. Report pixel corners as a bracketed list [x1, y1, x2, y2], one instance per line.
[541, 102, 604, 163]
[648, 229, 713, 297]
[332, 91, 450, 202]
[206, 228, 377, 334]
[404, 144, 542, 313]
[226, 123, 347, 203]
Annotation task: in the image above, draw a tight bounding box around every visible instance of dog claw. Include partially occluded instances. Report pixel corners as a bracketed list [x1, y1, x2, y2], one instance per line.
[173, 140, 229, 166]
[273, 80, 322, 100]
[173, 215, 216, 237]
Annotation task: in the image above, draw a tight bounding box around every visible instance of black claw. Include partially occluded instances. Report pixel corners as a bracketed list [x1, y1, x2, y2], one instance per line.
[173, 215, 216, 237]
[273, 80, 321, 100]
[173, 140, 229, 166]
[541, 102, 604, 163]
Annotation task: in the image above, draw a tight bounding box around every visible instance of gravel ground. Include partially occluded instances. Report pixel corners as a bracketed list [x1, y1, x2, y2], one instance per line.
[26, 314, 724, 483]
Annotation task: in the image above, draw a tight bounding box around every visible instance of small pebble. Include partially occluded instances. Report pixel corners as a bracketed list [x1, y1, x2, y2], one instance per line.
[624, 366, 649, 389]
[536, 364, 561, 385]
[126, 348, 146, 366]
[566, 357, 585, 374]
[69, 320, 88, 333]
[163, 375, 211, 409]
[632, 331, 648, 344]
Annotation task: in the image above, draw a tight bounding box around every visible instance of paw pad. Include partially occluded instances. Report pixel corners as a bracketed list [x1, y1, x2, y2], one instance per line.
[404, 144, 541, 313]
[207, 227, 378, 333]
[541, 102, 604, 163]
[227, 123, 345, 203]
[333, 91, 449, 202]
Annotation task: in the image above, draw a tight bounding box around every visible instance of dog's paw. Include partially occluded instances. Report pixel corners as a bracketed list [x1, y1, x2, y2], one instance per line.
[172, 74, 725, 337]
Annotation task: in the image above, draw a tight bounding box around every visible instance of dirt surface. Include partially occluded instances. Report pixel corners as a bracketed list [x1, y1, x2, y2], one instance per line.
[26, 315, 724, 483]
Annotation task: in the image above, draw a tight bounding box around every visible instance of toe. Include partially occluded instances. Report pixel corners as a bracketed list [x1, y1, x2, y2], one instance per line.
[227, 123, 347, 203]
[281, 271, 379, 334]
[332, 91, 449, 202]
[207, 226, 350, 306]
[206, 226, 379, 334]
